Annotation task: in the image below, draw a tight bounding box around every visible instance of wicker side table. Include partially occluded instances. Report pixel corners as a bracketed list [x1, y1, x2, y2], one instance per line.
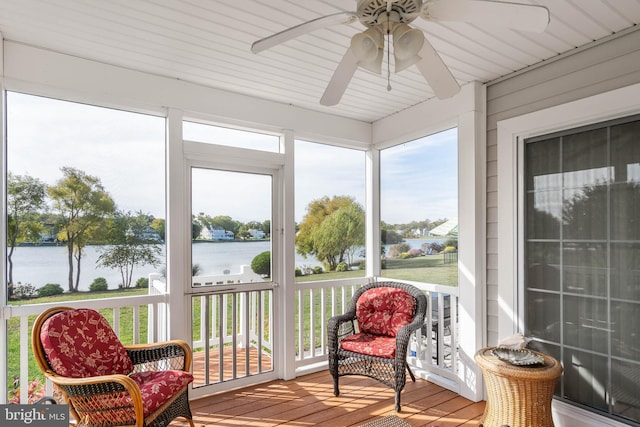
[475, 347, 562, 427]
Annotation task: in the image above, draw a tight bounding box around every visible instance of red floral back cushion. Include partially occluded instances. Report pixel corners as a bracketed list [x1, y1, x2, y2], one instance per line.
[40, 308, 133, 378]
[356, 287, 416, 337]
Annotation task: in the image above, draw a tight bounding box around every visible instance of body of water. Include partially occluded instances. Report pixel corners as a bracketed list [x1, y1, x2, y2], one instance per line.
[8, 238, 443, 292]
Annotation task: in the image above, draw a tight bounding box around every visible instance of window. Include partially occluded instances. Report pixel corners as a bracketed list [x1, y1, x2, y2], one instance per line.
[380, 128, 458, 286]
[184, 121, 280, 153]
[294, 140, 365, 280]
[5, 92, 167, 404]
[190, 168, 272, 285]
[6, 92, 166, 301]
[524, 116, 640, 424]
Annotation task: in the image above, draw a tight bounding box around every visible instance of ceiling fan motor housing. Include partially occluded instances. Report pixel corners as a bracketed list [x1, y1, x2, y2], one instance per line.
[357, 0, 422, 26]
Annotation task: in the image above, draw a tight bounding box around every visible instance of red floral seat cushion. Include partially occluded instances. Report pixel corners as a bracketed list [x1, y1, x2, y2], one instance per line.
[130, 370, 194, 416]
[340, 333, 397, 358]
[40, 308, 133, 378]
[355, 287, 416, 337]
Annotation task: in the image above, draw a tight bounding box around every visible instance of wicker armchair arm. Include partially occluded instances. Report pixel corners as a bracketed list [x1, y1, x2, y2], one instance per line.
[394, 303, 427, 361]
[125, 339, 192, 372]
[44, 372, 144, 424]
[327, 312, 356, 351]
[45, 372, 139, 394]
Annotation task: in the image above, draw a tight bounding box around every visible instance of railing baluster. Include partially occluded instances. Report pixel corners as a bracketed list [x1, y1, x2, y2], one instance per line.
[20, 315, 29, 404]
[203, 295, 211, 385]
[133, 305, 140, 344]
[310, 288, 315, 358]
[320, 287, 326, 355]
[113, 307, 120, 336]
[244, 291, 250, 377]
[297, 288, 304, 360]
[257, 290, 264, 372]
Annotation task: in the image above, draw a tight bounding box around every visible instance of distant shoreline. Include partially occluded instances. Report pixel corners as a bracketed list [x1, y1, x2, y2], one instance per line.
[16, 242, 64, 247]
[192, 239, 270, 243]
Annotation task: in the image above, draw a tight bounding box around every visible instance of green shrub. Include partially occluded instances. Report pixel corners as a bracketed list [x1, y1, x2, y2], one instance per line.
[251, 251, 271, 277]
[444, 237, 458, 249]
[135, 277, 149, 288]
[443, 246, 457, 253]
[38, 283, 64, 297]
[336, 262, 349, 272]
[388, 243, 411, 258]
[423, 242, 445, 253]
[312, 266, 323, 274]
[89, 277, 109, 292]
[295, 268, 302, 277]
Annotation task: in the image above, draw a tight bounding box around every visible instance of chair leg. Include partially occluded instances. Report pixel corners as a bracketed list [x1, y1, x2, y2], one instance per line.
[394, 390, 401, 412]
[407, 364, 416, 382]
[333, 377, 340, 397]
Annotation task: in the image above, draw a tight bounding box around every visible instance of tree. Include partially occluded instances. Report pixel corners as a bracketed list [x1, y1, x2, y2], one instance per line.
[261, 219, 271, 237]
[209, 215, 241, 236]
[238, 220, 266, 240]
[97, 211, 162, 288]
[381, 222, 404, 245]
[6, 173, 46, 290]
[150, 218, 165, 240]
[191, 216, 203, 239]
[296, 196, 364, 271]
[48, 167, 116, 292]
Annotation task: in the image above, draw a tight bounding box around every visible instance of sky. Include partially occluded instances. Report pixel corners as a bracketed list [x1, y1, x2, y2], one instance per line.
[7, 91, 458, 225]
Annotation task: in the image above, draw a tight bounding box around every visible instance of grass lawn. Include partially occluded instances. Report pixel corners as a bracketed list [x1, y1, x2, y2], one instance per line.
[295, 253, 458, 286]
[382, 254, 459, 285]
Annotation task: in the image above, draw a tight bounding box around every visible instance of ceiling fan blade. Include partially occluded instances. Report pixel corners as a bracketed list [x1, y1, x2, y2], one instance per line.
[251, 11, 357, 54]
[320, 48, 359, 106]
[415, 37, 461, 99]
[423, 0, 550, 33]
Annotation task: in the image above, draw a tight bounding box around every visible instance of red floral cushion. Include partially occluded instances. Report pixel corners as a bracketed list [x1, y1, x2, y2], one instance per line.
[340, 333, 397, 358]
[130, 370, 194, 416]
[40, 308, 133, 378]
[356, 287, 415, 337]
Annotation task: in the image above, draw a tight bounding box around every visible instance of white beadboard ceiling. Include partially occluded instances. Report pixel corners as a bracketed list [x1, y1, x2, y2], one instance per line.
[1, 0, 639, 123]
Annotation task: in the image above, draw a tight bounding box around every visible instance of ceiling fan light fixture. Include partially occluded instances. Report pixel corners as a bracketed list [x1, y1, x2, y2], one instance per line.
[351, 26, 384, 73]
[392, 23, 424, 72]
[358, 48, 384, 73]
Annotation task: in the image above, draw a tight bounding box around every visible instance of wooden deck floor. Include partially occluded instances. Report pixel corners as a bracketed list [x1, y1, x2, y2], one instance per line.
[178, 370, 485, 427]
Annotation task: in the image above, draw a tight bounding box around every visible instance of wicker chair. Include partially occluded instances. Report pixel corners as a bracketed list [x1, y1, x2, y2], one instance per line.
[31, 307, 195, 427]
[328, 281, 427, 411]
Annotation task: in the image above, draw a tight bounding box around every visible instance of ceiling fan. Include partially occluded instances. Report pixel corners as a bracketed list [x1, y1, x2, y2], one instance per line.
[251, 0, 549, 106]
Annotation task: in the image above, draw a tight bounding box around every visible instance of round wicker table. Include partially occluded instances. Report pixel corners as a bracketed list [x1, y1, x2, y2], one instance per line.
[475, 347, 562, 427]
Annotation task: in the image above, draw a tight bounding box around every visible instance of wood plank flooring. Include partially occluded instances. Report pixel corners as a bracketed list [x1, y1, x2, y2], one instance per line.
[178, 370, 485, 427]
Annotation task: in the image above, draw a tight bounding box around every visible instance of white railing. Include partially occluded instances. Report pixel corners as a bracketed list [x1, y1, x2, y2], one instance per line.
[3, 274, 460, 404]
[190, 288, 273, 356]
[2, 292, 168, 404]
[188, 270, 274, 388]
[187, 269, 273, 355]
